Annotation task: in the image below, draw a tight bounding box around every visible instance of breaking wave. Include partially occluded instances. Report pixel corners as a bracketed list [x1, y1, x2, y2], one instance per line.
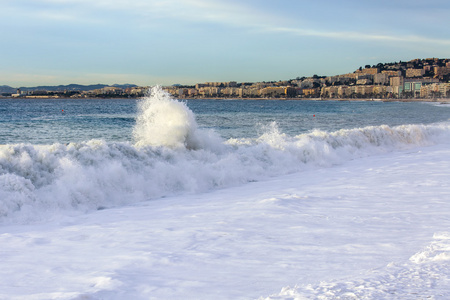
[133, 86, 223, 150]
[1, 86, 449, 224]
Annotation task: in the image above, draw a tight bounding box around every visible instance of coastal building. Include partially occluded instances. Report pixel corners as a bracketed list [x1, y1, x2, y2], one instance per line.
[300, 78, 322, 88]
[321, 86, 339, 98]
[11, 89, 21, 98]
[188, 89, 198, 97]
[424, 83, 450, 98]
[406, 68, 425, 78]
[338, 86, 351, 98]
[198, 81, 238, 88]
[356, 67, 380, 75]
[198, 86, 220, 97]
[260, 87, 285, 98]
[373, 85, 387, 97]
[419, 83, 450, 98]
[285, 87, 297, 98]
[361, 85, 375, 96]
[382, 70, 402, 77]
[356, 78, 372, 85]
[325, 76, 340, 85]
[420, 84, 435, 98]
[391, 78, 439, 97]
[390, 76, 404, 96]
[340, 73, 358, 80]
[91, 86, 124, 96]
[221, 87, 240, 97]
[403, 81, 422, 97]
[128, 87, 147, 96]
[434, 66, 450, 77]
[440, 83, 450, 97]
[374, 73, 390, 85]
[302, 88, 320, 97]
[239, 87, 260, 98]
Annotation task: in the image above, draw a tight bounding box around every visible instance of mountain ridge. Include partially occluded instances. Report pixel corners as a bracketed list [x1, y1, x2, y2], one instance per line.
[0, 84, 137, 94]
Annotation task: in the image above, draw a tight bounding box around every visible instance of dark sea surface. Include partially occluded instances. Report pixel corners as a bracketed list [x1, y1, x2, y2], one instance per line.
[0, 97, 449, 144]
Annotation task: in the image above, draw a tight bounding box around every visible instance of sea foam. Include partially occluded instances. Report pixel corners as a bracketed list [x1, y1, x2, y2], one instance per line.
[133, 86, 223, 151]
[1, 86, 449, 224]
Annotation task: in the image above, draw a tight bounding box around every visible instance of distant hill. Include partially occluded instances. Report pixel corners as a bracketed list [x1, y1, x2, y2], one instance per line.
[0, 84, 138, 93]
[0, 85, 17, 94]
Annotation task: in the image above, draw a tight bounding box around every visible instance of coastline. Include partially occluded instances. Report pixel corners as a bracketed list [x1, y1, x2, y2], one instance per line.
[1, 95, 450, 103]
[184, 97, 450, 102]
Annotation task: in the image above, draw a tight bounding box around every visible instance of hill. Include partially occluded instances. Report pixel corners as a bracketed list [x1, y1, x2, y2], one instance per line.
[0, 84, 137, 93]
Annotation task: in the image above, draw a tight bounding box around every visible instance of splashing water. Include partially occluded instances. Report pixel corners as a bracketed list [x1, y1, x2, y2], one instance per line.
[133, 86, 200, 149]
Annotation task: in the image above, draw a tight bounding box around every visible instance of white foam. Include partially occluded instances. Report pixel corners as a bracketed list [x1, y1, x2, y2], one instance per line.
[133, 86, 224, 151]
[133, 86, 196, 148]
[263, 232, 450, 299]
[2, 142, 450, 299]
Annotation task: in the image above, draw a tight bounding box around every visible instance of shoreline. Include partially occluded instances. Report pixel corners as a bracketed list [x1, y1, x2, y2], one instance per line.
[1, 96, 449, 103]
[182, 97, 450, 103]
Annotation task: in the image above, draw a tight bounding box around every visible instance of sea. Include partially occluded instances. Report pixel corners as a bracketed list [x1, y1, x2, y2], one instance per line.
[2, 90, 450, 145]
[1, 87, 450, 221]
[1, 86, 450, 299]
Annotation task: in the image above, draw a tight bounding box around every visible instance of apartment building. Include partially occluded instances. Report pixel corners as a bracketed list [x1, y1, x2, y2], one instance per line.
[260, 87, 285, 98]
[356, 67, 380, 75]
[381, 70, 402, 77]
[406, 68, 425, 78]
[434, 67, 450, 77]
[374, 73, 390, 85]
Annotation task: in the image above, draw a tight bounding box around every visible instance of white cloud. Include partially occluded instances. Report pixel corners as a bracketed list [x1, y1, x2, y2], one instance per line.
[91, 0, 450, 46]
[269, 26, 450, 46]
[11, 0, 276, 28]
[9, 0, 450, 46]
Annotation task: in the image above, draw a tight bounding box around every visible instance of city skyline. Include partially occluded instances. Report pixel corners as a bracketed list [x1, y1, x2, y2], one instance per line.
[2, 0, 450, 87]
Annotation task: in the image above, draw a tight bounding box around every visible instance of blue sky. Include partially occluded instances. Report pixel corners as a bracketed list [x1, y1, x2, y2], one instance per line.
[1, 0, 450, 87]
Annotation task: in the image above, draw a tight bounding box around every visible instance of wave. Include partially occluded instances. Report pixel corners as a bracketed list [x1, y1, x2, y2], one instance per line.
[1, 86, 449, 224]
[133, 86, 223, 150]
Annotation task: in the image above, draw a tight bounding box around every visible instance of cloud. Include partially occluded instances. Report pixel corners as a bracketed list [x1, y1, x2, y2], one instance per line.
[7, 0, 450, 46]
[90, 0, 450, 46]
[269, 26, 450, 46]
[8, 0, 277, 29]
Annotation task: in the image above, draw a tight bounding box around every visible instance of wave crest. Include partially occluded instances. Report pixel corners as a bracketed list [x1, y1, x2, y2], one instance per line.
[133, 86, 223, 150]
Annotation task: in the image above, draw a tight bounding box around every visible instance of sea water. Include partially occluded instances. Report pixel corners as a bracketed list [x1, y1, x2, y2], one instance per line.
[1, 87, 450, 299]
[0, 87, 449, 223]
[1, 92, 449, 145]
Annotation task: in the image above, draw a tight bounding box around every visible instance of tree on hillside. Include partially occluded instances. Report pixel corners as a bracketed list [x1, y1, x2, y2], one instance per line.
[376, 63, 384, 70]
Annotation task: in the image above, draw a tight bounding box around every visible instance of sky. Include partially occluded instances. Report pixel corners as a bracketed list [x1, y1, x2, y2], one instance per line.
[1, 0, 450, 87]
